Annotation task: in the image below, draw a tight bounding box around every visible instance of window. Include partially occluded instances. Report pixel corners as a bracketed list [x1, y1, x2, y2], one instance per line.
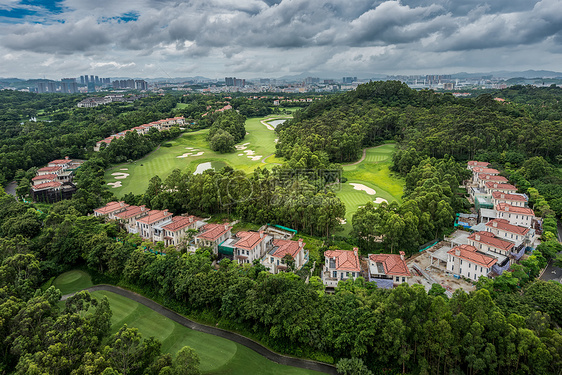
[402, 277, 406, 282]
[396, 277, 399, 282]
[468, 263, 471, 269]
[460, 260, 463, 265]
[333, 271, 337, 278]
[468, 272, 470, 278]
[451, 265, 454, 271]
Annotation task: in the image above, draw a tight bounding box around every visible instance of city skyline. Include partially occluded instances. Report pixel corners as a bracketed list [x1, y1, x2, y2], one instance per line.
[0, 0, 561, 79]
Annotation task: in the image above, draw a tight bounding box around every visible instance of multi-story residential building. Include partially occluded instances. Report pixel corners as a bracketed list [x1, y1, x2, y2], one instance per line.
[485, 218, 535, 250]
[491, 191, 527, 207]
[447, 244, 497, 281]
[467, 161, 490, 170]
[37, 166, 63, 176]
[194, 224, 232, 252]
[114, 205, 149, 233]
[495, 203, 535, 228]
[93, 201, 130, 219]
[472, 167, 500, 184]
[32, 174, 57, 186]
[154, 215, 201, 247]
[477, 174, 509, 189]
[31, 157, 82, 203]
[322, 248, 361, 287]
[136, 210, 173, 240]
[484, 182, 518, 195]
[468, 231, 514, 258]
[220, 231, 273, 265]
[261, 238, 308, 274]
[368, 251, 411, 287]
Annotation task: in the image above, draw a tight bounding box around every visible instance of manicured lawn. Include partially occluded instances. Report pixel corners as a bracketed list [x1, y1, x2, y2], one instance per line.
[53, 270, 93, 295]
[105, 114, 292, 197]
[336, 144, 405, 235]
[91, 290, 323, 374]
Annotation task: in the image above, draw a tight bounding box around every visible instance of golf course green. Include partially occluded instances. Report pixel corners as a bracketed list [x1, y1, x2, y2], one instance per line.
[336, 144, 405, 234]
[53, 271, 323, 374]
[105, 115, 289, 196]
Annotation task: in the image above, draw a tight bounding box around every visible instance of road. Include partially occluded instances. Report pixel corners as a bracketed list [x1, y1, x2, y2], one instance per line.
[539, 219, 562, 283]
[5, 181, 17, 196]
[63, 285, 336, 375]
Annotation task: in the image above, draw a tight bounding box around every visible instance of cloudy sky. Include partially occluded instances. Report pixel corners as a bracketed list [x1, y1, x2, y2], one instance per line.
[0, 0, 561, 79]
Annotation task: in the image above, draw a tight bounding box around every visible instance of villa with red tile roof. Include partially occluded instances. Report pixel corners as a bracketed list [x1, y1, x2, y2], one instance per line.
[194, 223, 232, 252]
[477, 174, 508, 188]
[472, 167, 499, 184]
[495, 203, 535, 228]
[491, 191, 527, 207]
[153, 215, 201, 247]
[114, 205, 149, 233]
[447, 244, 497, 281]
[368, 251, 411, 287]
[485, 218, 535, 249]
[261, 238, 308, 274]
[484, 182, 518, 195]
[219, 231, 273, 264]
[32, 174, 57, 186]
[37, 166, 63, 176]
[467, 161, 490, 170]
[322, 248, 361, 287]
[136, 210, 173, 240]
[93, 201, 130, 219]
[468, 231, 514, 257]
[30, 157, 82, 203]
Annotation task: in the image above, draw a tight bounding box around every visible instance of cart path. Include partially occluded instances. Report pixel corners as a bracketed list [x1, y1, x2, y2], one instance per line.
[343, 144, 390, 166]
[62, 285, 336, 375]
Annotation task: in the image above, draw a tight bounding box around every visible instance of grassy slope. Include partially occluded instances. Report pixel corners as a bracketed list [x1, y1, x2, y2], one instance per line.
[105, 114, 291, 197]
[336, 144, 405, 235]
[91, 290, 322, 374]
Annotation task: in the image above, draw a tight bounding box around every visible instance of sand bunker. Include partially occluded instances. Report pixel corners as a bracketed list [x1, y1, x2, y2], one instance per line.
[107, 181, 122, 188]
[260, 120, 275, 131]
[274, 138, 278, 143]
[185, 147, 194, 150]
[373, 198, 388, 204]
[349, 183, 376, 195]
[177, 153, 192, 158]
[243, 150, 255, 155]
[247, 155, 262, 161]
[120, 168, 128, 171]
[111, 172, 129, 180]
[338, 218, 347, 225]
[193, 152, 204, 156]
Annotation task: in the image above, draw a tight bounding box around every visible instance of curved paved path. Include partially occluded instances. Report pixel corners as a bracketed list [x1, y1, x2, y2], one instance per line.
[63, 285, 336, 375]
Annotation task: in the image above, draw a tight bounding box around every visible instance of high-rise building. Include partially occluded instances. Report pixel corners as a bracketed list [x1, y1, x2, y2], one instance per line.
[84, 75, 89, 84]
[225, 77, 234, 86]
[80, 76, 85, 85]
[135, 80, 148, 90]
[343, 77, 357, 84]
[87, 82, 96, 93]
[90, 75, 94, 84]
[47, 82, 57, 93]
[37, 82, 47, 93]
[95, 76, 99, 85]
[61, 78, 78, 94]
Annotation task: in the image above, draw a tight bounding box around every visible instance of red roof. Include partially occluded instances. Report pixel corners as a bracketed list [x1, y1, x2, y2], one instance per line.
[197, 223, 231, 242]
[136, 210, 172, 225]
[469, 231, 514, 252]
[448, 244, 497, 268]
[232, 231, 267, 250]
[491, 191, 527, 202]
[94, 201, 129, 215]
[495, 203, 534, 216]
[486, 218, 529, 236]
[478, 174, 508, 183]
[162, 215, 200, 232]
[49, 158, 71, 165]
[324, 249, 361, 272]
[32, 181, 62, 190]
[271, 239, 305, 259]
[369, 252, 411, 277]
[38, 166, 62, 173]
[485, 182, 517, 191]
[473, 167, 499, 174]
[32, 174, 57, 181]
[468, 161, 490, 167]
[114, 205, 148, 219]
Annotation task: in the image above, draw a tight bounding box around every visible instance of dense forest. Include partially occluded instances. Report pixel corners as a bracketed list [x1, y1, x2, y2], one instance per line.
[206, 110, 247, 153]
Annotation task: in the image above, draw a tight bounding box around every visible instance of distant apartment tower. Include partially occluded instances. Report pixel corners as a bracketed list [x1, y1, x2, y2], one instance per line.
[80, 76, 85, 85]
[48, 82, 57, 93]
[443, 82, 454, 90]
[304, 77, 320, 84]
[225, 77, 234, 86]
[135, 80, 148, 90]
[61, 78, 78, 94]
[343, 77, 357, 84]
[36, 82, 47, 93]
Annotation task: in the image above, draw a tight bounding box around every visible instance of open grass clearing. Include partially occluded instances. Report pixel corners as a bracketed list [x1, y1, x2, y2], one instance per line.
[105, 114, 291, 197]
